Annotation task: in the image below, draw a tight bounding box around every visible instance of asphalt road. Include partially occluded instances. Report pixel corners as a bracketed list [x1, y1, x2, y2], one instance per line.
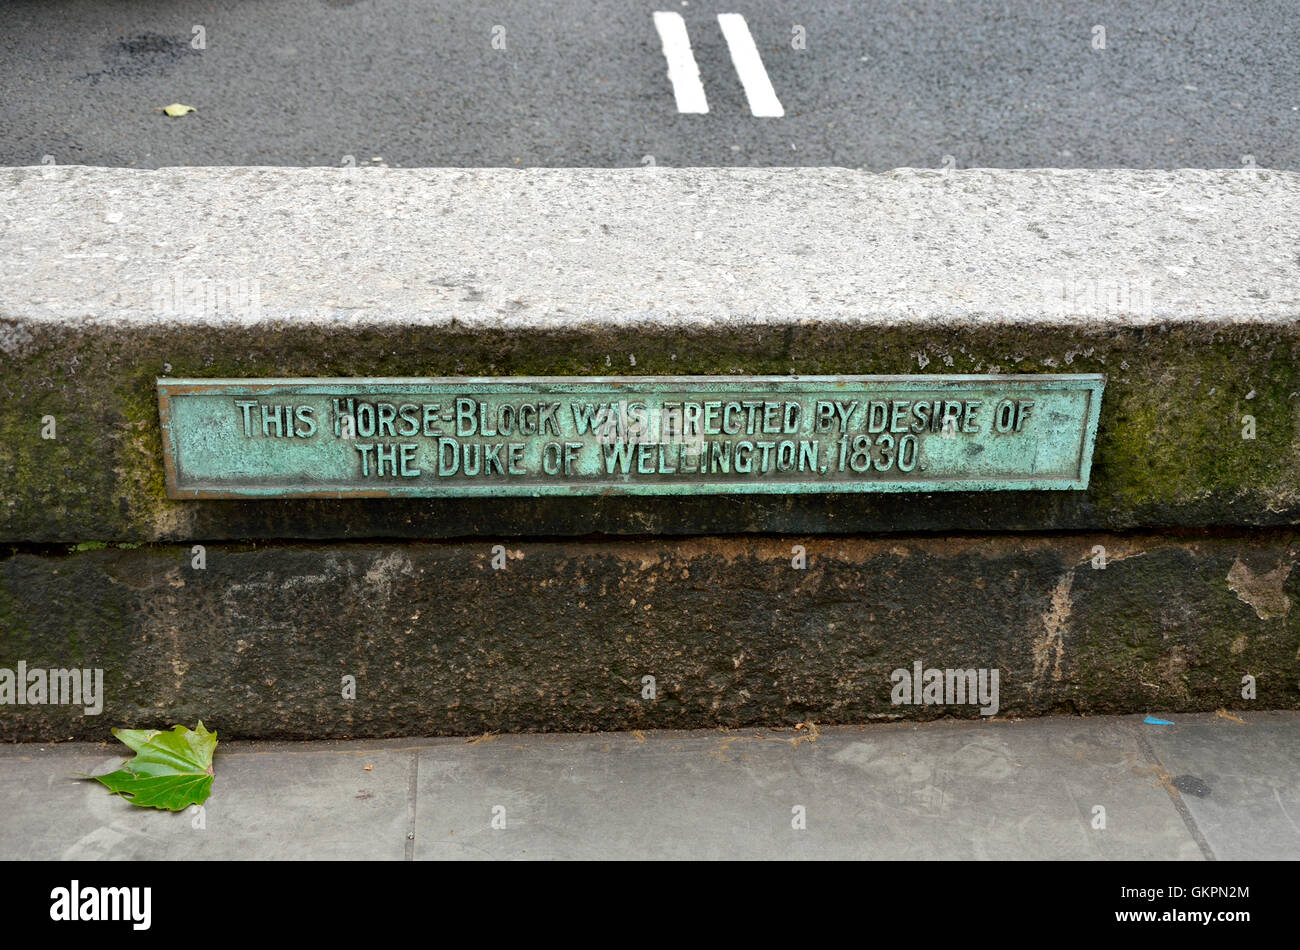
[1, 0, 1297, 169]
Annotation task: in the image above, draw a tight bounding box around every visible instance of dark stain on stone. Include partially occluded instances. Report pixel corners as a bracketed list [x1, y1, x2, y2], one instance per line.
[1172, 774, 1211, 797]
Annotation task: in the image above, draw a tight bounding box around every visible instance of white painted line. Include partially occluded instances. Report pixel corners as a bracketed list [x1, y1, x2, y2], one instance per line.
[716, 13, 784, 118]
[653, 11, 709, 114]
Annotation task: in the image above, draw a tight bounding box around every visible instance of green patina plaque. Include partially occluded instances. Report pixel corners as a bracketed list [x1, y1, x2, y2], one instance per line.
[157, 375, 1104, 498]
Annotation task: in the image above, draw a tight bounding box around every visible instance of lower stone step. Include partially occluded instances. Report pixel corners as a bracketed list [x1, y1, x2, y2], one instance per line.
[2, 532, 1295, 740]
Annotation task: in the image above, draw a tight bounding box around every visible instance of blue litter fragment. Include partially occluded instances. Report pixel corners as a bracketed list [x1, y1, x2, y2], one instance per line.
[1144, 716, 1174, 725]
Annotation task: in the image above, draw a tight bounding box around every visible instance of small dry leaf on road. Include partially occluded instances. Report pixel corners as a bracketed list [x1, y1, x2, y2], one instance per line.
[159, 104, 195, 117]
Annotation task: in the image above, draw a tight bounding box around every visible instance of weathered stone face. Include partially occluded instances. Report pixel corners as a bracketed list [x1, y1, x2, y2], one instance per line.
[1, 167, 1298, 738]
[1, 535, 1295, 740]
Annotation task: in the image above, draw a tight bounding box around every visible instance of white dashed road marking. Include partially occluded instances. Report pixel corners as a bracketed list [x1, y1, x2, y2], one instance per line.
[654, 12, 784, 117]
[717, 13, 785, 117]
[653, 11, 709, 114]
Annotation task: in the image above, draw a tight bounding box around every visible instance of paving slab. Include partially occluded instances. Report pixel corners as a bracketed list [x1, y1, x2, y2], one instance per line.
[5, 715, 1295, 860]
[413, 718, 1203, 860]
[1140, 711, 1300, 861]
[0, 740, 413, 860]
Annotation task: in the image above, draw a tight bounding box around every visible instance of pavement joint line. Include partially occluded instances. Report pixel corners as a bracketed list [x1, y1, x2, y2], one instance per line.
[404, 748, 418, 861]
[1133, 722, 1216, 862]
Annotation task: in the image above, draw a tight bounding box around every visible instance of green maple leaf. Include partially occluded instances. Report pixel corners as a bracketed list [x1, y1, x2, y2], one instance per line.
[87, 721, 217, 811]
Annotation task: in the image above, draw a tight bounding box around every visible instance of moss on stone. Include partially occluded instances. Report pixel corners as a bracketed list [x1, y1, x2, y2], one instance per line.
[1, 320, 1297, 541]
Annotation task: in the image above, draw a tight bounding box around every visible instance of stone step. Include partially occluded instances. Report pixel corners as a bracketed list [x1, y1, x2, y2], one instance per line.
[2, 166, 1298, 738]
[2, 167, 1299, 542]
[1, 533, 1294, 740]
